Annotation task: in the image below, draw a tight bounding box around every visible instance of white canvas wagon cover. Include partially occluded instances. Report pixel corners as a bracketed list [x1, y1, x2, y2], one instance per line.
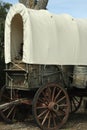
[5, 3, 87, 65]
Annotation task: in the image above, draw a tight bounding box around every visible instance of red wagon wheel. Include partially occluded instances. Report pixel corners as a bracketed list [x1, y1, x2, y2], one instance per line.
[32, 83, 70, 130]
[0, 86, 27, 123]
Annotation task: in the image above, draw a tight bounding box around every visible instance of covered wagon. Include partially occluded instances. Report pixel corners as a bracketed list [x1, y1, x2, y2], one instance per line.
[1, 3, 87, 130]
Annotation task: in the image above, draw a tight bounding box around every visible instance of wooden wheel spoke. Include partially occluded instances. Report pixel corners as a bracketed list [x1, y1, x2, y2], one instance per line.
[36, 105, 47, 109]
[41, 111, 49, 125]
[72, 98, 77, 109]
[54, 89, 62, 101]
[56, 95, 66, 104]
[47, 87, 52, 101]
[73, 96, 80, 104]
[7, 105, 15, 118]
[38, 98, 48, 105]
[38, 98, 45, 103]
[60, 108, 66, 114]
[2, 106, 10, 112]
[42, 90, 50, 102]
[42, 91, 46, 98]
[12, 108, 16, 121]
[58, 109, 65, 117]
[58, 104, 68, 107]
[52, 87, 56, 101]
[48, 113, 51, 128]
[52, 112, 57, 127]
[53, 111, 63, 122]
[37, 110, 48, 118]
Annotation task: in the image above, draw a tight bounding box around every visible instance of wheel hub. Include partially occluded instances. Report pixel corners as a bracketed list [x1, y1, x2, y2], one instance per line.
[48, 102, 59, 112]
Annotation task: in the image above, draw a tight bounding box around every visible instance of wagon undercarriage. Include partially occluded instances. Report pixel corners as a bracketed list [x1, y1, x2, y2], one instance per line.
[0, 59, 72, 130]
[0, 83, 70, 130]
[1, 62, 87, 130]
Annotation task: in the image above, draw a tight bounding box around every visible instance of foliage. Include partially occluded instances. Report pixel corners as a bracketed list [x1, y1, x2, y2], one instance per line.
[0, 1, 12, 45]
[0, 1, 12, 86]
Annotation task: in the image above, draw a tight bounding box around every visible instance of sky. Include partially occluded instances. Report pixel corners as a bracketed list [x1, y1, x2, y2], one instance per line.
[3, 0, 87, 18]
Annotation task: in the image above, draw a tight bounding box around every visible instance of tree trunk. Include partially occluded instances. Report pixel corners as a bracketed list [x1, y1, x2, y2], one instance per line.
[35, 0, 49, 9]
[19, 0, 36, 8]
[19, 0, 49, 9]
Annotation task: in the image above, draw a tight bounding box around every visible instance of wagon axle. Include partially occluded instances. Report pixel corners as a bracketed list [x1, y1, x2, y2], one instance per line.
[0, 98, 29, 111]
[48, 102, 59, 112]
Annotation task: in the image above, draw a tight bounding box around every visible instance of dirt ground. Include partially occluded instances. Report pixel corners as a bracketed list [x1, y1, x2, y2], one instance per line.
[0, 103, 87, 130]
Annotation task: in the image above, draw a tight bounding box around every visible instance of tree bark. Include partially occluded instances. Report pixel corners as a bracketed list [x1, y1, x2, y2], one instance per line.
[19, 0, 49, 9]
[35, 0, 49, 9]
